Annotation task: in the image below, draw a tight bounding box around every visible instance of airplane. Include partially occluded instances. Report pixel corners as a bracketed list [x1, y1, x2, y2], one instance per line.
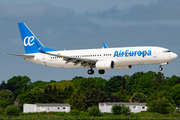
[5, 22, 178, 75]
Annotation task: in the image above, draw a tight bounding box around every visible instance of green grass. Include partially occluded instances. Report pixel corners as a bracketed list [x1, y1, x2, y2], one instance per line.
[133, 111, 163, 117]
[18, 111, 180, 117]
[1, 111, 180, 120]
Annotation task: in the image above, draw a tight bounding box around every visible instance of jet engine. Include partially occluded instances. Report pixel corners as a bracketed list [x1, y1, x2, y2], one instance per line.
[95, 60, 114, 69]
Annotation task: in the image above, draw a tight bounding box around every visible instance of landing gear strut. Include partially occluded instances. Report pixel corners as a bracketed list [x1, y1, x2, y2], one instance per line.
[87, 68, 94, 75]
[159, 65, 163, 71]
[98, 69, 105, 74]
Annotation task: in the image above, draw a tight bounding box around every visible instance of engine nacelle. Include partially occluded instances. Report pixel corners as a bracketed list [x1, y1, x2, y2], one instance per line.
[114, 65, 132, 69]
[160, 62, 168, 65]
[96, 60, 114, 69]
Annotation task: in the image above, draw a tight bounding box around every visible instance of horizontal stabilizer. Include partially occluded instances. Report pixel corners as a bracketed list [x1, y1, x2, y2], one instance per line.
[5, 53, 34, 57]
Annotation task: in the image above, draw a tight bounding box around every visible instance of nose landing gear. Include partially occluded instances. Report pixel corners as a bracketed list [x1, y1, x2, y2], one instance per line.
[159, 65, 163, 71]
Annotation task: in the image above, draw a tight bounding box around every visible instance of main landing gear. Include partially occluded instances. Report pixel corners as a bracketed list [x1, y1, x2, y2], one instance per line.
[159, 65, 163, 71]
[98, 69, 105, 74]
[87, 68, 94, 75]
[87, 68, 105, 75]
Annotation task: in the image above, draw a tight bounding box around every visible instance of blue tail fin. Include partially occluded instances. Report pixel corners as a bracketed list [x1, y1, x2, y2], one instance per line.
[18, 22, 57, 54]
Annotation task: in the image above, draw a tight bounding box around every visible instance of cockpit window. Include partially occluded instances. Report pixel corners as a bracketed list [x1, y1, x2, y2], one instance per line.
[163, 50, 171, 53]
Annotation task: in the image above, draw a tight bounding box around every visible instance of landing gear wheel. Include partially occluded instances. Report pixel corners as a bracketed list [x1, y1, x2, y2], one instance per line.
[159, 66, 163, 71]
[98, 69, 105, 74]
[87, 69, 94, 75]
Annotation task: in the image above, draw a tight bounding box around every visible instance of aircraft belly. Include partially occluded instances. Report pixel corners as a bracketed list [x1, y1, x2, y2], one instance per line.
[45, 59, 63, 68]
[150, 54, 169, 64]
[46, 59, 83, 68]
[25, 57, 37, 63]
[114, 57, 152, 66]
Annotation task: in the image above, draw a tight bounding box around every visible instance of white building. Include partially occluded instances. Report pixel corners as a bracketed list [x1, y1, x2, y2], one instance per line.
[99, 102, 147, 113]
[23, 103, 70, 113]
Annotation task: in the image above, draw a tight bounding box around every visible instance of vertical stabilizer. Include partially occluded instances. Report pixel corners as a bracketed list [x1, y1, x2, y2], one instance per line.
[18, 22, 57, 54]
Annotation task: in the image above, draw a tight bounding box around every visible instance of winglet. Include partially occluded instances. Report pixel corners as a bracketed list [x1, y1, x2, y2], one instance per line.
[103, 42, 108, 49]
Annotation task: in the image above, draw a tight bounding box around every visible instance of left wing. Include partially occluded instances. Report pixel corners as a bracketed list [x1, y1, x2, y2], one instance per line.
[35, 41, 97, 67]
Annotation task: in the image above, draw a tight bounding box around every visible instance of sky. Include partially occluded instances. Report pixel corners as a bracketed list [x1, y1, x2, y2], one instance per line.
[1, 0, 180, 82]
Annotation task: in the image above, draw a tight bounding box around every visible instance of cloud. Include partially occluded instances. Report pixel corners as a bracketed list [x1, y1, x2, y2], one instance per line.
[1, 1, 180, 50]
[0, 3, 72, 20]
[0, 3, 101, 49]
[0, 3, 96, 28]
[83, 0, 180, 21]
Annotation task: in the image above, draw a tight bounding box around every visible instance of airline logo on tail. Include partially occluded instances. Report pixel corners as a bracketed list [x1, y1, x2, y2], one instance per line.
[24, 36, 35, 46]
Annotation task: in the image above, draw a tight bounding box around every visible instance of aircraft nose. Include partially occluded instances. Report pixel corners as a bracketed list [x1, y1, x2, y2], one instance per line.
[171, 52, 178, 60]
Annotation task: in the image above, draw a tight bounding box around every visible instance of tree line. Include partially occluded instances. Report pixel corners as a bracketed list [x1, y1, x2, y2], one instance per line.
[0, 71, 180, 114]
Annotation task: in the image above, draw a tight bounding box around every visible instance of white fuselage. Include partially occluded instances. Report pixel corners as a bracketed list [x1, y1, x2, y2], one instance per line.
[6, 22, 178, 75]
[24, 46, 177, 69]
